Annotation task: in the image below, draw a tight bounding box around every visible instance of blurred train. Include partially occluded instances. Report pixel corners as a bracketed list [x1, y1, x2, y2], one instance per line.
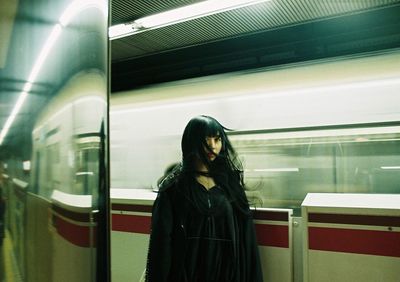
[2, 50, 400, 282]
[2, 70, 106, 281]
[110, 50, 400, 204]
[110, 50, 400, 281]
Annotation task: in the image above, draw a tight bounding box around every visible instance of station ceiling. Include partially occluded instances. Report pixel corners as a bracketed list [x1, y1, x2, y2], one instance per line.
[1, 0, 400, 157]
[111, 0, 400, 91]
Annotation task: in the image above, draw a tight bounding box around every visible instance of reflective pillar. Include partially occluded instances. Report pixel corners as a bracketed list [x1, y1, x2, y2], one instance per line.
[0, 0, 109, 281]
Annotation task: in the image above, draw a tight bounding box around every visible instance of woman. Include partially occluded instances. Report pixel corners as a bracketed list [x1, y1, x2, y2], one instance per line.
[146, 116, 263, 282]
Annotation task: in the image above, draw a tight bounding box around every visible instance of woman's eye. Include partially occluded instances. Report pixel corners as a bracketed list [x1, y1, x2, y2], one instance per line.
[205, 136, 221, 143]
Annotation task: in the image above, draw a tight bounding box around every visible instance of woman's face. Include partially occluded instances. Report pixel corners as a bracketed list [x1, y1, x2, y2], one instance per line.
[204, 135, 222, 161]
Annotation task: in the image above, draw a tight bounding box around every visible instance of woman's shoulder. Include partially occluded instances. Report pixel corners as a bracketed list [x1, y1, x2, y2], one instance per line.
[157, 163, 183, 193]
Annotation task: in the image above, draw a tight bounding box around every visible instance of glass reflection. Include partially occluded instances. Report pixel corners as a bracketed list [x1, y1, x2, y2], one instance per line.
[0, 0, 108, 281]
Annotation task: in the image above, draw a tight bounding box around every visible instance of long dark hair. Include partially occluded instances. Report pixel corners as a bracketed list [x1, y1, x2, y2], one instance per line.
[180, 115, 249, 215]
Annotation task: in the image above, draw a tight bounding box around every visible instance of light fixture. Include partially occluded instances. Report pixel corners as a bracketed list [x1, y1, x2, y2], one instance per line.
[381, 166, 400, 170]
[0, 0, 107, 146]
[0, 92, 28, 145]
[253, 168, 299, 172]
[60, 0, 107, 27]
[109, 0, 272, 40]
[23, 160, 31, 171]
[27, 24, 62, 83]
[23, 82, 33, 93]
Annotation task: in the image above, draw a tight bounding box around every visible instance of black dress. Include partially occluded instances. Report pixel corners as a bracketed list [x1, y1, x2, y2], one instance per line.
[146, 176, 263, 282]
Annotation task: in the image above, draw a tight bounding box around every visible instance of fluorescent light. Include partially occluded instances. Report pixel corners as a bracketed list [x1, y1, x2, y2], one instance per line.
[137, 0, 271, 28]
[23, 82, 33, 92]
[60, 0, 107, 27]
[76, 172, 94, 176]
[109, 23, 139, 38]
[253, 168, 299, 172]
[23, 161, 31, 170]
[0, 92, 28, 145]
[1, 0, 107, 146]
[27, 24, 62, 83]
[381, 166, 400, 170]
[109, 0, 272, 40]
[2, 24, 62, 145]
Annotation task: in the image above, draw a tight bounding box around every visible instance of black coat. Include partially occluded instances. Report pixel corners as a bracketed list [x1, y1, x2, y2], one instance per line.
[145, 172, 263, 282]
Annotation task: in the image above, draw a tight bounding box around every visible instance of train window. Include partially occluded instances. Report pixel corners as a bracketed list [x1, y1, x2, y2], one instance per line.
[231, 127, 400, 214]
[43, 143, 60, 197]
[74, 136, 100, 197]
[32, 152, 40, 194]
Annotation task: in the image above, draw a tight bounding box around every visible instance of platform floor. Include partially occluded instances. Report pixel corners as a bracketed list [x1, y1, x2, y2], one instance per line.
[1, 230, 22, 282]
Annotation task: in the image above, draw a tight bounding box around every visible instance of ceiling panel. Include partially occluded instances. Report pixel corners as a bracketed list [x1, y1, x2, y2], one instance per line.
[111, 0, 400, 62]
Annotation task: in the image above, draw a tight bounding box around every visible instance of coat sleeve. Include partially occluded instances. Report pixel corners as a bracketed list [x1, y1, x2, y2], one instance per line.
[145, 190, 173, 282]
[235, 212, 264, 282]
[236, 183, 264, 282]
[244, 213, 264, 282]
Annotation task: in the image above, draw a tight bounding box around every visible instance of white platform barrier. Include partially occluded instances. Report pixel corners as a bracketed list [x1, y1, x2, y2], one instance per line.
[302, 193, 400, 282]
[111, 188, 294, 282]
[50, 190, 97, 282]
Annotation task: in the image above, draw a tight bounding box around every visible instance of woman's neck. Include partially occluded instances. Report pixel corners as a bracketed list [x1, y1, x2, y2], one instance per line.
[195, 159, 208, 173]
[194, 160, 216, 189]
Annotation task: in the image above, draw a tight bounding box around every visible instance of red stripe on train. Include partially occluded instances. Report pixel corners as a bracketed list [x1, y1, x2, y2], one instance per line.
[54, 215, 96, 247]
[112, 214, 151, 234]
[309, 227, 400, 257]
